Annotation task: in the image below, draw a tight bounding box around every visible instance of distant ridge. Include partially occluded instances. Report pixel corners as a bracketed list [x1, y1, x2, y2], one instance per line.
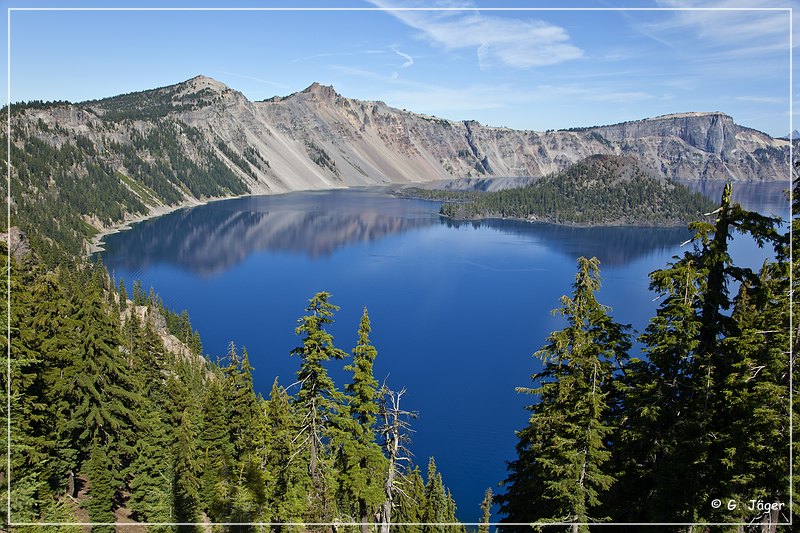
[8, 75, 792, 257]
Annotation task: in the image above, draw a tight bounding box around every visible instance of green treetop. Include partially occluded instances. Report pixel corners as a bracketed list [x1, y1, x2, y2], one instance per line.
[340, 307, 387, 532]
[498, 257, 630, 532]
[291, 292, 349, 524]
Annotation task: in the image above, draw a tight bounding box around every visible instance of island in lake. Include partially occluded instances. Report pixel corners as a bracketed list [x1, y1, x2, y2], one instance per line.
[397, 154, 717, 226]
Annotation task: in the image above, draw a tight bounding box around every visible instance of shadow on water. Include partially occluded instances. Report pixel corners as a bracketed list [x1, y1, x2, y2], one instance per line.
[441, 217, 693, 267]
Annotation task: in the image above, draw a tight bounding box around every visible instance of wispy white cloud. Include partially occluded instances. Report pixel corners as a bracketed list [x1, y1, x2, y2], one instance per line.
[291, 49, 390, 64]
[648, 0, 795, 55]
[367, 0, 583, 68]
[394, 49, 414, 68]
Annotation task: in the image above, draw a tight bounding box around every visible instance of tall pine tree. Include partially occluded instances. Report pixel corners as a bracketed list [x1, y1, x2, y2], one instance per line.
[339, 308, 387, 532]
[263, 378, 310, 527]
[291, 292, 348, 525]
[498, 257, 630, 532]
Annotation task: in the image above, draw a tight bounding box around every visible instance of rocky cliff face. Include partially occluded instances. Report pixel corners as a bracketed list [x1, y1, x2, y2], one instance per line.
[588, 112, 786, 181]
[10, 76, 790, 237]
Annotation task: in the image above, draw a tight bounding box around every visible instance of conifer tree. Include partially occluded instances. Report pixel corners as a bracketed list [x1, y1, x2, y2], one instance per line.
[85, 439, 116, 533]
[6, 258, 58, 522]
[263, 378, 310, 526]
[127, 406, 174, 526]
[20, 267, 85, 497]
[346, 308, 381, 429]
[340, 308, 387, 532]
[610, 184, 788, 525]
[607, 257, 704, 523]
[190, 330, 203, 357]
[173, 407, 201, 530]
[69, 286, 140, 451]
[199, 378, 234, 522]
[119, 302, 181, 530]
[179, 310, 191, 345]
[719, 182, 791, 528]
[132, 279, 145, 306]
[118, 278, 127, 311]
[479, 488, 492, 533]
[291, 292, 348, 524]
[90, 255, 107, 293]
[423, 458, 448, 531]
[224, 343, 261, 461]
[723, 261, 791, 527]
[421, 458, 460, 533]
[222, 343, 267, 526]
[498, 257, 630, 532]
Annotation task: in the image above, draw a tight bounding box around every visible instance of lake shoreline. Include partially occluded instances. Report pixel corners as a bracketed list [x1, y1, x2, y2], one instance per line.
[88, 185, 364, 256]
[88, 197, 222, 255]
[437, 212, 694, 229]
[90, 177, 785, 257]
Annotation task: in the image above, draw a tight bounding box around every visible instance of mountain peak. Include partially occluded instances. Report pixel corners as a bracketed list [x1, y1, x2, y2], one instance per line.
[183, 75, 231, 93]
[302, 82, 339, 99]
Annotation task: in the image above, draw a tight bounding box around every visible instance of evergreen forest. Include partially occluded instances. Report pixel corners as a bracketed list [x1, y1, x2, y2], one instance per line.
[1, 248, 464, 531]
[497, 181, 796, 531]
[403, 155, 717, 226]
[2, 102, 252, 264]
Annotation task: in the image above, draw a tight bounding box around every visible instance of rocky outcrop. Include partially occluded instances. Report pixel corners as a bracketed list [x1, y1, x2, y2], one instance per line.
[2, 227, 32, 262]
[588, 113, 785, 181]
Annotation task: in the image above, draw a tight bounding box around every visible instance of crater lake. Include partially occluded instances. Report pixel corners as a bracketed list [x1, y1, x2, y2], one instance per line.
[97, 182, 787, 522]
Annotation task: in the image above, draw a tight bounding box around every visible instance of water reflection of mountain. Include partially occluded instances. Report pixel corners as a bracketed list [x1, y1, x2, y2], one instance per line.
[101, 192, 439, 276]
[102, 181, 789, 276]
[442, 218, 693, 267]
[102, 188, 725, 276]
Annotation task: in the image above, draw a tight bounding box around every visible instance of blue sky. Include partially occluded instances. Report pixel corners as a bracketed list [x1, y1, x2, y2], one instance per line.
[2, 0, 796, 136]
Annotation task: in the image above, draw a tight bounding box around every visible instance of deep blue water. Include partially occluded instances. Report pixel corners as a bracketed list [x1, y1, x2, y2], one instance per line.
[98, 182, 787, 523]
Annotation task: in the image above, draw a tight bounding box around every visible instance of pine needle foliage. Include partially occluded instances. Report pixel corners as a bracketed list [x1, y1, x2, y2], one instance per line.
[498, 257, 631, 531]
